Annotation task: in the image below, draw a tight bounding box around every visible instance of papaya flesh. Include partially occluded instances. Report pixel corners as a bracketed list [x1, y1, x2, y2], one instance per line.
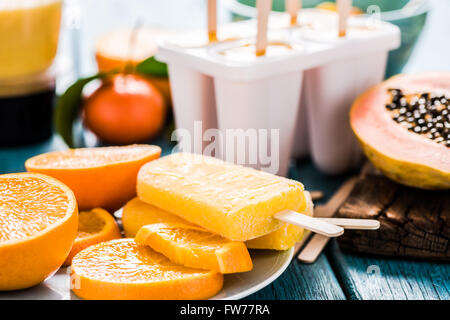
[350, 72, 450, 190]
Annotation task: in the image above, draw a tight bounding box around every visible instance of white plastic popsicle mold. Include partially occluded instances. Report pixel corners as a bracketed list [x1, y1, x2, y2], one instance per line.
[157, 9, 400, 176]
[291, 82, 310, 159]
[214, 68, 303, 175]
[303, 52, 388, 174]
[291, 10, 395, 173]
[168, 63, 217, 154]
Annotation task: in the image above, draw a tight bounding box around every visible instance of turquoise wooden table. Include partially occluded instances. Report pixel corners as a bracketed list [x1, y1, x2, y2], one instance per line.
[1, 0, 449, 300]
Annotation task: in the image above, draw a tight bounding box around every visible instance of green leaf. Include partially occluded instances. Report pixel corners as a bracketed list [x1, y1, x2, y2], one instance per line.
[136, 56, 168, 77]
[54, 74, 106, 147]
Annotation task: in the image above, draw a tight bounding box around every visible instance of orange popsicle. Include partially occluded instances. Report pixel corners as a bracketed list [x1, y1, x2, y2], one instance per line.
[137, 153, 306, 241]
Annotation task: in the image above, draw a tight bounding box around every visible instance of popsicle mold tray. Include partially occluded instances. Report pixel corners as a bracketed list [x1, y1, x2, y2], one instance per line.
[157, 9, 401, 176]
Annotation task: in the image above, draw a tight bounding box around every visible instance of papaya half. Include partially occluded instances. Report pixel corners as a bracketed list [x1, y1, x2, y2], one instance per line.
[350, 72, 450, 190]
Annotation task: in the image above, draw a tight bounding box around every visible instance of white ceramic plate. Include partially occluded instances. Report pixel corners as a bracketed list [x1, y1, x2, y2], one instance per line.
[0, 248, 293, 300]
[212, 248, 294, 300]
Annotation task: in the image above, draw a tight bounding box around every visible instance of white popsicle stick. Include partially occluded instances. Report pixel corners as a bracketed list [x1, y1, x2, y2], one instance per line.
[275, 210, 344, 238]
[298, 177, 358, 263]
[207, 0, 217, 42]
[256, 0, 272, 56]
[285, 0, 300, 25]
[317, 218, 380, 230]
[337, 0, 352, 37]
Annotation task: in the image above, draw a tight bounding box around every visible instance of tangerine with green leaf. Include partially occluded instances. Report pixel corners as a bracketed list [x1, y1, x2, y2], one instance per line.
[83, 73, 166, 144]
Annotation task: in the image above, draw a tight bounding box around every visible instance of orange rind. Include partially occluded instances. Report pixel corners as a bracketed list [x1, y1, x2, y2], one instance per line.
[71, 239, 223, 300]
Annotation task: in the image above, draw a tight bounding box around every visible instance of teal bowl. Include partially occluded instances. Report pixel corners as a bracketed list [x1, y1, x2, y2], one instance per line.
[227, 0, 429, 77]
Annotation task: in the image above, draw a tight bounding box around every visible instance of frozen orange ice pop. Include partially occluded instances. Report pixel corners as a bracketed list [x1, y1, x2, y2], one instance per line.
[137, 153, 311, 241]
[123, 194, 313, 251]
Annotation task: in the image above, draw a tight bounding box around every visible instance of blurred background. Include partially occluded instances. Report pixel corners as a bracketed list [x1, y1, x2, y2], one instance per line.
[60, 0, 447, 81]
[1, 0, 449, 171]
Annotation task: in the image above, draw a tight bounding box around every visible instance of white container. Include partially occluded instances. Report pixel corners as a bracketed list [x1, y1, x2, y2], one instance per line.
[292, 11, 398, 173]
[208, 39, 310, 176]
[168, 63, 217, 154]
[291, 82, 310, 159]
[159, 38, 329, 176]
[304, 52, 388, 174]
[161, 18, 257, 154]
[214, 70, 303, 176]
[157, 10, 400, 175]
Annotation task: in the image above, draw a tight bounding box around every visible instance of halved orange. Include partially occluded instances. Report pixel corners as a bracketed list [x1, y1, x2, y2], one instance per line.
[63, 208, 121, 266]
[25, 145, 161, 211]
[71, 238, 223, 300]
[135, 222, 253, 274]
[122, 197, 195, 238]
[0, 173, 78, 291]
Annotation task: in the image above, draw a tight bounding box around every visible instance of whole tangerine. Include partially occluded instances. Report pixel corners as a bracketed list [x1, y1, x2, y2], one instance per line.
[83, 73, 166, 144]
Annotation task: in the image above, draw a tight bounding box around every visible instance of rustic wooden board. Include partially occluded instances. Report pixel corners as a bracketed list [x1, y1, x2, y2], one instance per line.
[292, 161, 450, 300]
[336, 174, 450, 261]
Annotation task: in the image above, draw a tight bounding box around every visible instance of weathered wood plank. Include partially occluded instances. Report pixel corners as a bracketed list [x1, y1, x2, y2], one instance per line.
[327, 240, 450, 300]
[247, 252, 346, 300]
[291, 160, 450, 300]
[337, 174, 450, 260]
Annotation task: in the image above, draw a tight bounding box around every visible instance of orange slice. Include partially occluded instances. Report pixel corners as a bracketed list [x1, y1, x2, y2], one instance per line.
[122, 197, 195, 237]
[0, 173, 78, 291]
[25, 145, 161, 211]
[135, 222, 253, 274]
[71, 239, 223, 300]
[63, 208, 121, 266]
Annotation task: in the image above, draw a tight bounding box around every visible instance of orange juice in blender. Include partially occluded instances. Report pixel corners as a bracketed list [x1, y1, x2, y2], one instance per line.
[0, 0, 62, 79]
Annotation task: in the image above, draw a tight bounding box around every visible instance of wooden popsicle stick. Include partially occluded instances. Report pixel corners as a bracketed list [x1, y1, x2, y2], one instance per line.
[298, 234, 330, 263]
[256, 0, 272, 56]
[337, 0, 352, 37]
[314, 176, 358, 218]
[285, 0, 300, 25]
[275, 210, 344, 238]
[298, 177, 358, 263]
[310, 190, 323, 201]
[207, 0, 217, 42]
[316, 218, 380, 230]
